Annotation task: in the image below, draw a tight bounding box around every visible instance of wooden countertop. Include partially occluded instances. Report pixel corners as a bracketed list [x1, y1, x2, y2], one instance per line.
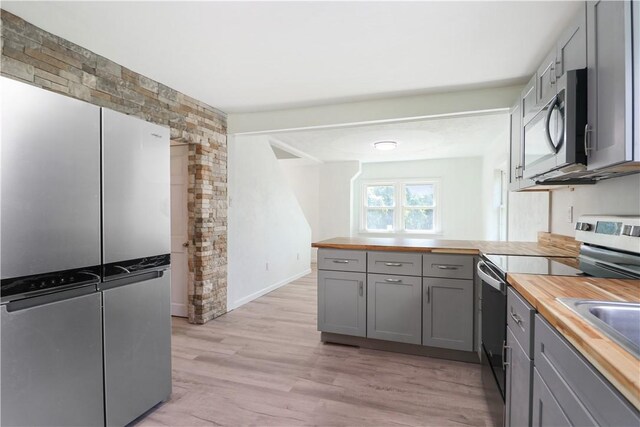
[312, 237, 578, 257]
[507, 273, 640, 410]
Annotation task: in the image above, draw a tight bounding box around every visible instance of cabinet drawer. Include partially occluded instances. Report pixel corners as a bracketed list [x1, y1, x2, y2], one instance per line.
[368, 251, 422, 276]
[318, 249, 366, 272]
[423, 254, 473, 279]
[534, 315, 639, 426]
[507, 287, 535, 358]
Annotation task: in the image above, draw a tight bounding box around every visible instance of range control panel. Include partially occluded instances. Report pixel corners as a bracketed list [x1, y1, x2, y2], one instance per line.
[575, 215, 640, 254]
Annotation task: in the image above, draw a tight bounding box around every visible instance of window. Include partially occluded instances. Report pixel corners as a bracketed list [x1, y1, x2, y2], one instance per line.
[362, 180, 440, 233]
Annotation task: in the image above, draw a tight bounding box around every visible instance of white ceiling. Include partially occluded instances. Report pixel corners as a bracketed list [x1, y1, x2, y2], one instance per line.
[269, 112, 509, 163]
[3, 1, 582, 114]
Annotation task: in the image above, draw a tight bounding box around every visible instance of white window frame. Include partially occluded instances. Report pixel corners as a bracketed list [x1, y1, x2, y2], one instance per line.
[360, 179, 441, 234]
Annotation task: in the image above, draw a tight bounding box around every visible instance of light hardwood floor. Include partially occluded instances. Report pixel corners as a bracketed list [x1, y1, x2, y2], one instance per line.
[138, 269, 496, 426]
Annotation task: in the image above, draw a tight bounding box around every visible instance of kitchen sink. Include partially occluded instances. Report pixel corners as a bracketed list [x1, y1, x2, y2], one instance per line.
[558, 299, 640, 359]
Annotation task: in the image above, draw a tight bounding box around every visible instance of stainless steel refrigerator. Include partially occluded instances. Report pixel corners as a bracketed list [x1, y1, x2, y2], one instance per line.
[100, 109, 172, 426]
[1, 77, 104, 426]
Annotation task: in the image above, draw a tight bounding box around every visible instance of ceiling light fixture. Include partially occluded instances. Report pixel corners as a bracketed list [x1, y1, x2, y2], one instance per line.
[373, 141, 397, 151]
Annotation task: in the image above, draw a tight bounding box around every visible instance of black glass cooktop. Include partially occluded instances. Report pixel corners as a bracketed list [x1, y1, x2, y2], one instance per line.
[485, 254, 585, 277]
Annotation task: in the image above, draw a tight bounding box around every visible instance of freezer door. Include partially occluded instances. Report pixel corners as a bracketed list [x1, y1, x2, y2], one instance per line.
[0, 77, 101, 278]
[102, 109, 170, 264]
[1, 287, 104, 426]
[103, 270, 172, 426]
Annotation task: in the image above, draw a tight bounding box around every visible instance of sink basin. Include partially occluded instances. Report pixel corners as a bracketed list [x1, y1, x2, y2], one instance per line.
[558, 299, 640, 358]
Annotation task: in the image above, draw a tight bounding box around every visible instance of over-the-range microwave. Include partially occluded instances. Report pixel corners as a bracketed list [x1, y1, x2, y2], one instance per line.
[522, 69, 588, 183]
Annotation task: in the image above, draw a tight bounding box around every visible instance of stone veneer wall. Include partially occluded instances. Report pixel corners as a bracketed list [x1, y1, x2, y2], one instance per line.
[0, 10, 227, 323]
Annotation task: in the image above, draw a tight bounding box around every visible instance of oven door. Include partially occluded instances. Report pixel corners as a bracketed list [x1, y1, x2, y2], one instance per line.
[478, 261, 507, 395]
[522, 95, 564, 179]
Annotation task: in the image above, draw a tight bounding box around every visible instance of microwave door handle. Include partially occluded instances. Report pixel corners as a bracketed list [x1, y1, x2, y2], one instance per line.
[545, 96, 560, 154]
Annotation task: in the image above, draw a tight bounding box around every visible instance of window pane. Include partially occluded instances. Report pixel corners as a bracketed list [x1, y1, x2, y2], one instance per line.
[404, 208, 434, 231]
[366, 185, 395, 207]
[367, 209, 394, 231]
[404, 184, 434, 206]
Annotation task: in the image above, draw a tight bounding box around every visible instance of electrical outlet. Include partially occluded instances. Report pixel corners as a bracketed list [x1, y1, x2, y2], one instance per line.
[568, 206, 574, 223]
[265, 262, 269, 271]
[297, 252, 300, 261]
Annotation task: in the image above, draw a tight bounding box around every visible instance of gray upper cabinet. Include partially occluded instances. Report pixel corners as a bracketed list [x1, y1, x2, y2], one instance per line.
[317, 270, 367, 337]
[586, 0, 635, 170]
[422, 278, 473, 351]
[505, 327, 533, 427]
[536, 48, 558, 107]
[367, 274, 422, 344]
[556, 2, 587, 76]
[521, 74, 538, 125]
[509, 101, 523, 191]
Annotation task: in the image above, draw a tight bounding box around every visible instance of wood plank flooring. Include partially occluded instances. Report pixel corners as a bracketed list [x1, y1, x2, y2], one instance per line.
[137, 268, 495, 426]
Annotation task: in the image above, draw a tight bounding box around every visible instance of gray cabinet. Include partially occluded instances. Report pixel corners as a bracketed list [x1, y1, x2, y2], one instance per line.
[521, 74, 538, 125]
[318, 248, 367, 273]
[505, 328, 533, 427]
[556, 2, 587, 76]
[368, 251, 422, 276]
[367, 274, 422, 344]
[318, 270, 366, 337]
[536, 48, 558, 107]
[422, 278, 473, 351]
[534, 315, 640, 426]
[532, 369, 571, 427]
[509, 101, 523, 191]
[586, 0, 635, 170]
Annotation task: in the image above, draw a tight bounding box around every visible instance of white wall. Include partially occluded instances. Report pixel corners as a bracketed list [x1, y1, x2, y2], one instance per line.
[550, 174, 640, 236]
[320, 161, 362, 239]
[481, 123, 510, 240]
[280, 162, 320, 261]
[508, 191, 550, 241]
[228, 85, 521, 134]
[227, 135, 312, 310]
[352, 157, 484, 239]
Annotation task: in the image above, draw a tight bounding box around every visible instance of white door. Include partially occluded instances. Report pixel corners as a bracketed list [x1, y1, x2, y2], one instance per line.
[170, 144, 189, 317]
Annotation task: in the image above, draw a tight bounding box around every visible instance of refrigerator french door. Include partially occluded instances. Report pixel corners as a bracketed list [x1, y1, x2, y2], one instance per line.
[1, 77, 104, 426]
[101, 108, 172, 426]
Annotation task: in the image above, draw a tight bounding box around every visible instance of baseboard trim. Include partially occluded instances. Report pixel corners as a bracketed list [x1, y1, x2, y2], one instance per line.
[321, 332, 480, 364]
[228, 268, 312, 311]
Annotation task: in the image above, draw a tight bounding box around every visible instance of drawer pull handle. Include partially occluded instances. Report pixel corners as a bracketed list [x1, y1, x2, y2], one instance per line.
[359, 281, 364, 297]
[332, 260, 350, 264]
[435, 265, 460, 270]
[426, 286, 430, 303]
[384, 262, 403, 267]
[510, 311, 523, 326]
[384, 278, 402, 283]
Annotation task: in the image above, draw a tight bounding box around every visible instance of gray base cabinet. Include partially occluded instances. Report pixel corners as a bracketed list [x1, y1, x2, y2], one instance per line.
[318, 270, 367, 337]
[422, 278, 473, 351]
[367, 274, 422, 344]
[505, 327, 533, 427]
[532, 368, 571, 427]
[534, 315, 640, 426]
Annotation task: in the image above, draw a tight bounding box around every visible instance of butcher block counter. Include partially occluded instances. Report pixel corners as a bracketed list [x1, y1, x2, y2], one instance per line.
[312, 236, 578, 257]
[507, 273, 640, 410]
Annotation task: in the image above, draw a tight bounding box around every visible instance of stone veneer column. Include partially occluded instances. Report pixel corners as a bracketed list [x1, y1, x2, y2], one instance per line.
[0, 9, 227, 323]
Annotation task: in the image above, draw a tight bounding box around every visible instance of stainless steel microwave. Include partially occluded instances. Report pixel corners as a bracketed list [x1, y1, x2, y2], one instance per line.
[522, 69, 587, 181]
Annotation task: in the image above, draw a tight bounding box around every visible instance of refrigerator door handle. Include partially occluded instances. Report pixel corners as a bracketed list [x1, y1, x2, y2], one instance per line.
[99, 269, 166, 291]
[4, 285, 97, 312]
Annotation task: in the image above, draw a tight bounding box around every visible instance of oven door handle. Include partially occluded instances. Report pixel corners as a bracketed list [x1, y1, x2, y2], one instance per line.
[477, 261, 505, 293]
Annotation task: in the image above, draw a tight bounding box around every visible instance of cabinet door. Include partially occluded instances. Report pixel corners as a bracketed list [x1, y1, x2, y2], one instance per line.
[522, 74, 538, 125]
[556, 3, 587, 76]
[318, 270, 366, 337]
[367, 274, 421, 344]
[536, 48, 558, 107]
[586, 0, 634, 170]
[509, 101, 522, 191]
[532, 369, 571, 427]
[423, 278, 473, 351]
[505, 328, 533, 427]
